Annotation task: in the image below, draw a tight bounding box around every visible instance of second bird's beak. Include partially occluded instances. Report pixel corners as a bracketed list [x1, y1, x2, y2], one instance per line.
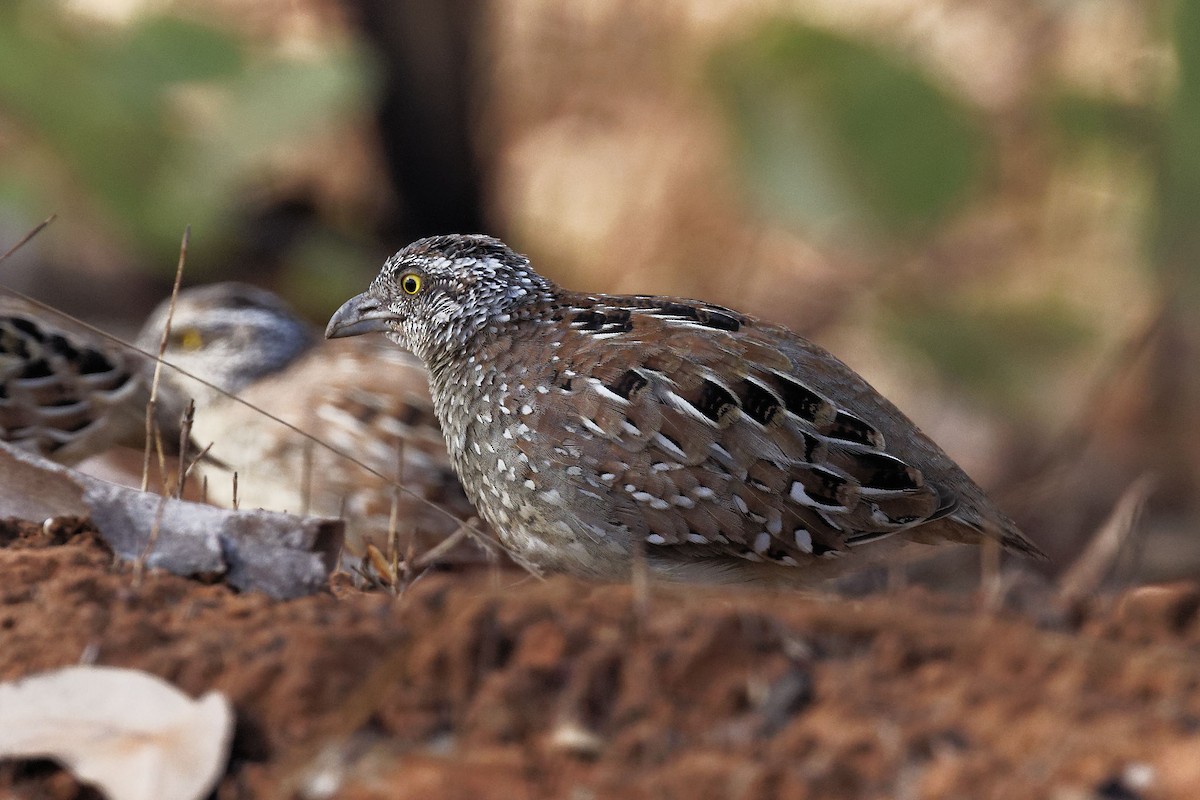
[325, 293, 396, 339]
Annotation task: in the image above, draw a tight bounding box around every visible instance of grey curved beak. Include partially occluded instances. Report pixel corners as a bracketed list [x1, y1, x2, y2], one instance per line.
[325, 293, 397, 339]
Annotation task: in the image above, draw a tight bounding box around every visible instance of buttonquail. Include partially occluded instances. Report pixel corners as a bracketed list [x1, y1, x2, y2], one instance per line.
[0, 295, 184, 464]
[1, 284, 483, 561]
[327, 234, 1045, 585]
[137, 283, 480, 559]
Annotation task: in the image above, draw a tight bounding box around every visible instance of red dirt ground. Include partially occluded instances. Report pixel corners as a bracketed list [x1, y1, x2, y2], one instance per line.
[2, 518, 1200, 799]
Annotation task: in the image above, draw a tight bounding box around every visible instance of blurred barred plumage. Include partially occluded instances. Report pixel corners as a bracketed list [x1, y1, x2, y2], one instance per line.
[0, 295, 181, 464]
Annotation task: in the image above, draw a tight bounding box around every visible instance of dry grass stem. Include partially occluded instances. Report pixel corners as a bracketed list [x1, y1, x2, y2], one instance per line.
[181, 442, 214, 494]
[999, 299, 1168, 508]
[978, 538, 1003, 612]
[299, 438, 314, 517]
[0, 216, 55, 266]
[130, 493, 170, 589]
[152, 424, 168, 493]
[413, 524, 472, 567]
[142, 226, 190, 492]
[631, 532, 649, 632]
[386, 439, 405, 564]
[174, 400, 196, 499]
[1057, 475, 1156, 606]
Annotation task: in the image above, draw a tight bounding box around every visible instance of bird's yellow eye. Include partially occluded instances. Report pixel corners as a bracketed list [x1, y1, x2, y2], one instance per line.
[401, 273, 422, 295]
[178, 328, 204, 351]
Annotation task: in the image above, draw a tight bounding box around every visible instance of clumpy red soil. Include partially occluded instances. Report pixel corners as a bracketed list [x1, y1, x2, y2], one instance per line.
[2, 519, 1200, 799]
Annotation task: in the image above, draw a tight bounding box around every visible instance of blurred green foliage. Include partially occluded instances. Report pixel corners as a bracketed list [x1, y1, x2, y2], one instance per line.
[708, 18, 1089, 407]
[1041, 0, 1200, 333]
[1046, 1, 1200, 303]
[0, 0, 376, 273]
[1155, 0, 1200, 296]
[709, 20, 989, 237]
[1048, 93, 1158, 156]
[884, 299, 1092, 409]
[706, 16, 1200, 407]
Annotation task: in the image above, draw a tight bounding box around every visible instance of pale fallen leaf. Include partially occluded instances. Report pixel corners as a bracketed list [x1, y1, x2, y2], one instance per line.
[0, 665, 233, 800]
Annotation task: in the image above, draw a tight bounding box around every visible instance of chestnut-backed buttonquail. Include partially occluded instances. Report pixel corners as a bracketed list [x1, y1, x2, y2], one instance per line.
[327, 234, 1045, 585]
[136, 283, 482, 559]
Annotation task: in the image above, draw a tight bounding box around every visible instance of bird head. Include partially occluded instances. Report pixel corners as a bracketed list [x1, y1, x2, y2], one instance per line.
[137, 282, 316, 404]
[326, 235, 554, 368]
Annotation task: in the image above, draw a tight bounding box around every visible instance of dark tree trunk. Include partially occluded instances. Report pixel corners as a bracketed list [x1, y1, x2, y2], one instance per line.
[343, 0, 488, 244]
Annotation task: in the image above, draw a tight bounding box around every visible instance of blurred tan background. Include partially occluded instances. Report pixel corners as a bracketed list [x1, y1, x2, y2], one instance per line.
[1, 0, 1196, 583]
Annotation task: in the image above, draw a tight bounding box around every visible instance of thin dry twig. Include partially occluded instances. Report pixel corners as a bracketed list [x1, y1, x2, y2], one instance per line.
[413, 519, 494, 567]
[0, 216, 56, 266]
[174, 400, 196, 499]
[299, 438, 314, 517]
[387, 439, 404, 561]
[142, 226, 190, 492]
[978, 538, 1003, 612]
[997, 297, 1169, 507]
[412, 526, 470, 568]
[152, 423, 168, 494]
[180, 441, 214, 493]
[1056, 475, 1156, 607]
[130, 492, 170, 589]
[631, 532, 650, 633]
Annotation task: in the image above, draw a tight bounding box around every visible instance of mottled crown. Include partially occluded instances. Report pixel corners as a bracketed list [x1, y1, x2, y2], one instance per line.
[394, 234, 524, 266]
[368, 235, 556, 367]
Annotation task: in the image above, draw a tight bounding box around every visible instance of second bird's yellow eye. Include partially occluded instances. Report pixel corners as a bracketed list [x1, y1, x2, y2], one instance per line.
[178, 328, 204, 351]
[401, 273, 422, 295]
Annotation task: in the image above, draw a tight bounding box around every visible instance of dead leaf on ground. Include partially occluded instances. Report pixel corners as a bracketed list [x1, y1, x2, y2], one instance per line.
[0, 665, 233, 800]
